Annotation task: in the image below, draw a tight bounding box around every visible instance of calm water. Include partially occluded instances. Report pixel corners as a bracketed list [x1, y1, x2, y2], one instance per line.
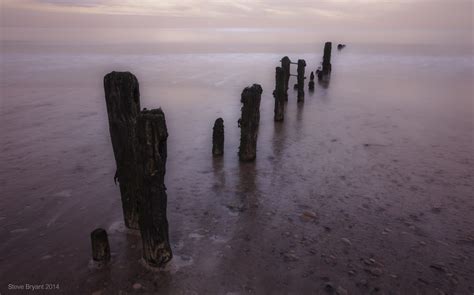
[1, 41, 473, 294]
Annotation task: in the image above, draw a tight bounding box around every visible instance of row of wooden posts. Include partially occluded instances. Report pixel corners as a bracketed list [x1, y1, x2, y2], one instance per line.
[90, 42, 334, 268]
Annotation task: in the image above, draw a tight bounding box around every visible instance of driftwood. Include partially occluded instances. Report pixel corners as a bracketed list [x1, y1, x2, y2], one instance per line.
[104, 71, 141, 229]
[238, 84, 262, 162]
[91, 228, 111, 263]
[136, 108, 172, 267]
[212, 118, 224, 156]
[273, 67, 285, 122]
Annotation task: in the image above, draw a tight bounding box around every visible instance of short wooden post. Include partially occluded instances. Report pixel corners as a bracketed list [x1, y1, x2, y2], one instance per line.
[297, 59, 306, 102]
[104, 71, 141, 230]
[91, 228, 111, 263]
[273, 67, 285, 121]
[136, 108, 172, 267]
[309, 71, 315, 91]
[238, 84, 262, 162]
[212, 118, 224, 156]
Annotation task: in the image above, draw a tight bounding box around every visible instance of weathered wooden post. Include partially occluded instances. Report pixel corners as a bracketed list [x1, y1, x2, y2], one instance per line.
[337, 44, 346, 50]
[104, 71, 140, 230]
[91, 228, 111, 263]
[297, 59, 306, 102]
[281, 56, 291, 101]
[136, 108, 172, 267]
[318, 42, 332, 80]
[212, 118, 224, 156]
[238, 84, 262, 162]
[309, 71, 315, 91]
[273, 67, 285, 122]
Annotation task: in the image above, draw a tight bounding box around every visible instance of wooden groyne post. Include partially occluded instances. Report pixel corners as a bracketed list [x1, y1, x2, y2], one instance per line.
[212, 118, 224, 156]
[104, 71, 141, 230]
[91, 228, 111, 263]
[281, 56, 291, 100]
[318, 42, 332, 80]
[309, 71, 315, 91]
[297, 59, 306, 102]
[273, 67, 285, 122]
[136, 108, 173, 267]
[238, 84, 262, 162]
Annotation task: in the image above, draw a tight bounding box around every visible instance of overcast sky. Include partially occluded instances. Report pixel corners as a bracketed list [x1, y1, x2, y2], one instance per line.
[1, 0, 472, 44]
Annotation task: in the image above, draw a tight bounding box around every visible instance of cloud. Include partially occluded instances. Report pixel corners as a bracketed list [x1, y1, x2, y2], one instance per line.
[3, 0, 407, 17]
[34, 0, 106, 6]
[1, 0, 471, 37]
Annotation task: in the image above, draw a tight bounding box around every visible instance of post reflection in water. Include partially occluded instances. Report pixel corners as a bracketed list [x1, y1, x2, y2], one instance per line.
[212, 156, 226, 193]
[296, 100, 304, 125]
[236, 161, 258, 215]
[318, 78, 330, 90]
[271, 120, 288, 159]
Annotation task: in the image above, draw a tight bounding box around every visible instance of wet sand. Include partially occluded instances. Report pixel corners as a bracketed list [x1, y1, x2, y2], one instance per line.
[1, 43, 473, 294]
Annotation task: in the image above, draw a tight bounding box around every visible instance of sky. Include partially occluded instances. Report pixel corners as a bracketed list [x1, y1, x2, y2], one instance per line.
[0, 0, 472, 45]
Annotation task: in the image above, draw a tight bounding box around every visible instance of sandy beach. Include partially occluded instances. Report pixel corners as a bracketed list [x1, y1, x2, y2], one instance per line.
[1, 40, 473, 294]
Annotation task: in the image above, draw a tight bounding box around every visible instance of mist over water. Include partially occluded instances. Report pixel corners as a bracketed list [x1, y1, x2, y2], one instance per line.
[1, 31, 473, 293]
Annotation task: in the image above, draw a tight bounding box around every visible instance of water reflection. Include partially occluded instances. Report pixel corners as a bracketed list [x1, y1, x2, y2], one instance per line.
[212, 156, 226, 192]
[272, 121, 287, 158]
[237, 162, 258, 214]
[318, 78, 330, 89]
[296, 100, 304, 123]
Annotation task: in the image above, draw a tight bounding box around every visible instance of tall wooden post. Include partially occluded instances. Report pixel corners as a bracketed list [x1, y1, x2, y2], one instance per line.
[281, 56, 291, 101]
[104, 71, 140, 230]
[91, 228, 111, 263]
[273, 67, 285, 122]
[238, 84, 262, 162]
[318, 42, 332, 81]
[212, 118, 224, 156]
[297, 59, 306, 102]
[136, 108, 172, 267]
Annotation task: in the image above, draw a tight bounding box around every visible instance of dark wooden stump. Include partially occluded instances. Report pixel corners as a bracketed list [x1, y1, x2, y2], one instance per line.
[91, 228, 111, 263]
[104, 71, 141, 230]
[297, 59, 306, 102]
[281, 56, 291, 101]
[309, 71, 315, 91]
[238, 84, 262, 162]
[322, 42, 332, 76]
[212, 118, 224, 156]
[273, 67, 285, 122]
[136, 108, 172, 267]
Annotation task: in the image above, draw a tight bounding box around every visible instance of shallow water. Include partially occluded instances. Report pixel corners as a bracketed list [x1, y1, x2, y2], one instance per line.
[1, 42, 473, 294]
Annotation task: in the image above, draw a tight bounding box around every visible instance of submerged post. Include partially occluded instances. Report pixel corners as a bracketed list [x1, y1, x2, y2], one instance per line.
[273, 67, 285, 122]
[318, 42, 332, 80]
[281, 56, 291, 101]
[238, 84, 262, 162]
[91, 228, 111, 263]
[212, 118, 224, 156]
[297, 59, 306, 102]
[136, 108, 172, 267]
[104, 71, 141, 230]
